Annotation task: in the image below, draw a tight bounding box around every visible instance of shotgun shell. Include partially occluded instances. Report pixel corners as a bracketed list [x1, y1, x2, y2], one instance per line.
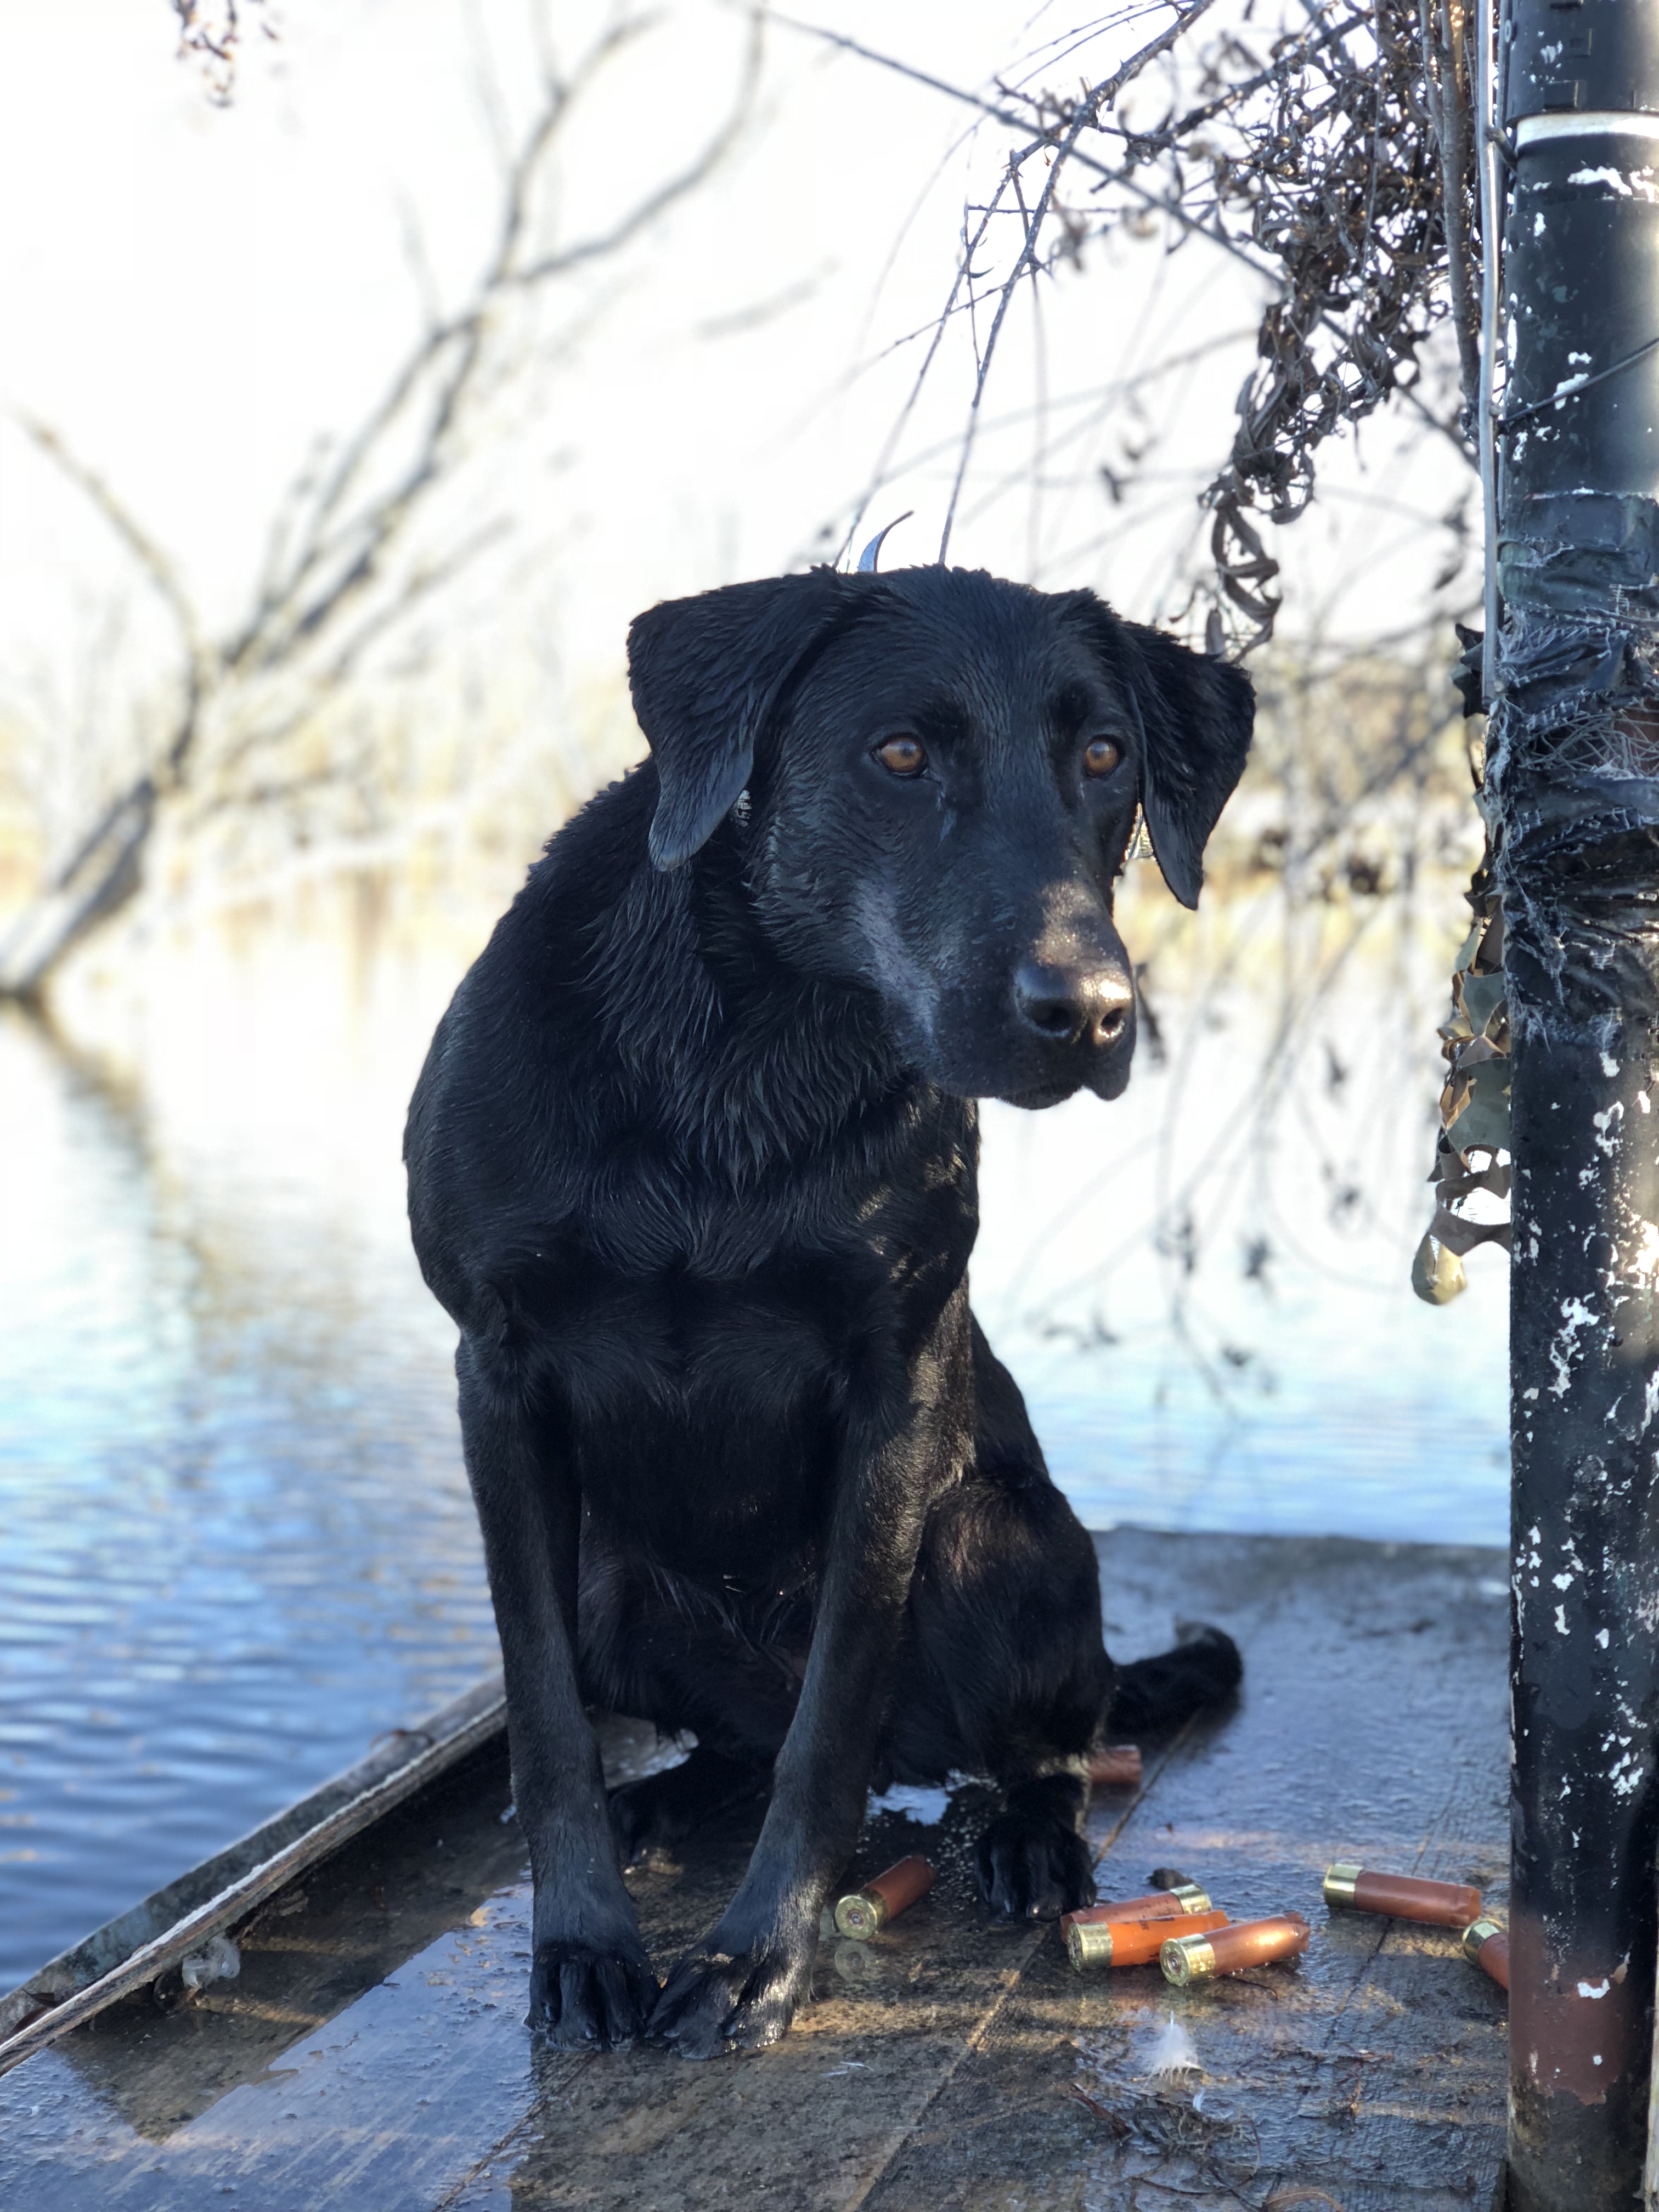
[1323, 1863, 1481, 1929]
[1062, 1882, 1215, 1931]
[1160, 1911, 1310, 1986]
[1067, 1908, 1228, 1972]
[833, 1854, 935, 1939]
[1462, 1918, 1509, 1992]
[1088, 1744, 1143, 1788]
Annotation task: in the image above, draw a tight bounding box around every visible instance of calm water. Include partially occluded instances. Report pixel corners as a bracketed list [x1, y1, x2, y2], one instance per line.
[0, 940, 1509, 1988]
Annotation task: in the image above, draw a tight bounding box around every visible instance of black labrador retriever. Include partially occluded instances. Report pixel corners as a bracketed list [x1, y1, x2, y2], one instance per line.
[405, 563, 1252, 2059]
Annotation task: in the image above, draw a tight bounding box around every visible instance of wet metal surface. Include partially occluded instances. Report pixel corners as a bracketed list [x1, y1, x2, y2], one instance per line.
[0, 1531, 1509, 2209]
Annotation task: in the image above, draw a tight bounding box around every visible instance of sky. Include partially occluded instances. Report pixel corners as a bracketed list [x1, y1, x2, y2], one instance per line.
[0, 0, 1479, 753]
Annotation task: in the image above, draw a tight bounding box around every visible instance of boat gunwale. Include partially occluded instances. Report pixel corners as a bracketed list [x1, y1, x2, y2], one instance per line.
[0, 1671, 507, 2077]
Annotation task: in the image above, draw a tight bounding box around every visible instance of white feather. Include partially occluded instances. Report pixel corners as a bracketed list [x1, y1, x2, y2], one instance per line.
[1146, 2012, 1200, 2080]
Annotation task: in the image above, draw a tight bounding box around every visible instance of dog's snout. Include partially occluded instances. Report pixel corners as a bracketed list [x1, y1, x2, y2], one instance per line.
[1012, 961, 1133, 1049]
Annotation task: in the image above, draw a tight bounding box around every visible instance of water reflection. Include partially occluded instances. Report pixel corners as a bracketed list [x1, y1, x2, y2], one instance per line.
[0, 1004, 496, 1987]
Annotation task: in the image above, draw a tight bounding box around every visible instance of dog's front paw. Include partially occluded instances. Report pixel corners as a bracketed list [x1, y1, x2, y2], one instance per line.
[528, 1939, 659, 2049]
[975, 1785, 1096, 1920]
[650, 1935, 812, 2058]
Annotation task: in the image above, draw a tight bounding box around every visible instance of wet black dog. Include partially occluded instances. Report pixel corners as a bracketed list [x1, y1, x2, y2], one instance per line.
[405, 564, 1251, 2059]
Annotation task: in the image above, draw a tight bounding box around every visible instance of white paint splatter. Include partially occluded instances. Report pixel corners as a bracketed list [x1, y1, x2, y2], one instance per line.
[1598, 1628, 1611, 1649]
[1579, 1979, 1611, 1999]
[1568, 165, 1633, 193]
[1555, 1605, 1570, 1635]
[1554, 1572, 1575, 1591]
[1550, 1297, 1598, 1396]
[1602, 1052, 1621, 1076]
[1594, 1102, 1625, 1156]
[1611, 1749, 1644, 1798]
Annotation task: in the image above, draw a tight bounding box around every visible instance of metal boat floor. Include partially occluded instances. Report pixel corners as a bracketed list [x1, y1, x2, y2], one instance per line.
[0, 1531, 1510, 2210]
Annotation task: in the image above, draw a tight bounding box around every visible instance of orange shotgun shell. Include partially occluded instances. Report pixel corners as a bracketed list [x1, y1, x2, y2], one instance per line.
[1063, 1882, 1215, 1929]
[1462, 1918, 1509, 1991]
[1067, 1908, 1228, 1971]
[1161, 1911, 1310, 1985]
[1323, 1863, 1482, 1929]
[833, 1855, 935, 1939]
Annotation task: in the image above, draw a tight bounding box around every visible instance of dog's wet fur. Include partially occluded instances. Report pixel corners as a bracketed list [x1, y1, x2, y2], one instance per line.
[405, 565, 1252, 2057]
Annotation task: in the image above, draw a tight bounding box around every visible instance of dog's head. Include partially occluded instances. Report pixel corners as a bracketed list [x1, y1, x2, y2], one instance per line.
[628, 566, 1252, 1108]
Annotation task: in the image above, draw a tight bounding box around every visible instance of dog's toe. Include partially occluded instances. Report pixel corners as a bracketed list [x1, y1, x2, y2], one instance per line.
[975, 1807, 1096, 1921]
[528, 1940, 658, 2049]
[650, 1940, 809, 2058]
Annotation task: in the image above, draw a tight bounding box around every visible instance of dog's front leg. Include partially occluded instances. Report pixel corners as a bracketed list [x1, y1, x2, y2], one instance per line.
[456, 1334, 657, 2047]
[650, 1295, 971, 2058]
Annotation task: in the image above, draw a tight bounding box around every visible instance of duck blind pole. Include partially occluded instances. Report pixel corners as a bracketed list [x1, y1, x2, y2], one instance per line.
[1492, 2, 1659, 2204]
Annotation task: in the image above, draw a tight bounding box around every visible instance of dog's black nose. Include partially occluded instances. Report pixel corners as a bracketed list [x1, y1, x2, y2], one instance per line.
[1013, 961, 1133, 1048]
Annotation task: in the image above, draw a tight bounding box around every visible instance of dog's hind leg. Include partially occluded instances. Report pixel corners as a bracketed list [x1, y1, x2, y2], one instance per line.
[890, 1449, 1110, 1921]
[882, 1315, 1240, 1922]
[610, 1748, 766, 1867]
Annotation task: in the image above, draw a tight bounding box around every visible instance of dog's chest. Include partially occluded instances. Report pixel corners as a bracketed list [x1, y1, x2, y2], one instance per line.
[512, 1092, 978, 1561]
[550, 1212, 879, 1415]
[556, 1259, 860, 1560]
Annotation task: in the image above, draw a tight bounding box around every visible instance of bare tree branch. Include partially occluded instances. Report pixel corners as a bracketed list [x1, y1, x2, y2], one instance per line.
[15, 417, 208, 691]
[798, 0, 1481, 655]
[3, 9, 761, 998]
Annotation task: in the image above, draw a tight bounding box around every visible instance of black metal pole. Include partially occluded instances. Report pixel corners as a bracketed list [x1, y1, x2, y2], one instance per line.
[1496, 4, 1659, 2205]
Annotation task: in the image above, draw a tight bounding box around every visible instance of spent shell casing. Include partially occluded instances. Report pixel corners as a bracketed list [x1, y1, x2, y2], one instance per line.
[832, 1854, 935, 1940]
[1087, 1744, 1143, 1788]
[1062, 1882, 1214, 1932]
[1161, 1911, 1310, 1987]
[1462, 1918, 1509, 1991]
[1322, 1863, 1481, 1929]
[1066, 1908, 1227, 1972]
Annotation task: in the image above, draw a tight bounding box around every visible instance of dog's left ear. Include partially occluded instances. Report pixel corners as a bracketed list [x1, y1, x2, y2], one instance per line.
[1064, 596, 1255, 910]
[629, 568, 857, 869]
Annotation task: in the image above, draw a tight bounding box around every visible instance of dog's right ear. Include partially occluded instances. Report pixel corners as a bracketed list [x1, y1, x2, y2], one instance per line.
[629, 569, 857, 870]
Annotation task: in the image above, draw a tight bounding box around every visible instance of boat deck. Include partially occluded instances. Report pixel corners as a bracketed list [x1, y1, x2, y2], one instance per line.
[0, 1530, 1511, 2210]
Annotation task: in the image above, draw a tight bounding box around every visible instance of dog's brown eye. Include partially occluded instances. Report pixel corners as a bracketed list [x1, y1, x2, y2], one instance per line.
[874, 735, 927, 777]
[1084, 737, 1122, 778]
